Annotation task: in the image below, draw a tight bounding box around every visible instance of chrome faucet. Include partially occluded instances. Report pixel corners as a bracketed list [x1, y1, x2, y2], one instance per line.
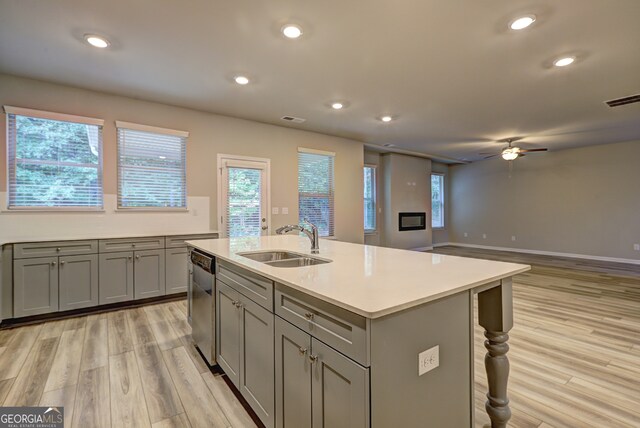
[276, 219, 320, 254]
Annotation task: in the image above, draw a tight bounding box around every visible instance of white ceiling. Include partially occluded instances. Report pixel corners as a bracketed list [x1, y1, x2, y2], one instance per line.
[1, 0, 639, 162]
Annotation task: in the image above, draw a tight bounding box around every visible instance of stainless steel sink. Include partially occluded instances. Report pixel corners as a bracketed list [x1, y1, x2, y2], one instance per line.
[238, 250, 331, 268]
[265, 257, 331, 268]
[238, 250, 306, 262]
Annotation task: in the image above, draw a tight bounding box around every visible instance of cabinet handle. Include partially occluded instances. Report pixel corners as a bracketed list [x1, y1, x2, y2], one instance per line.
[128, 256, 133, 260]
[132, 243, 136, 247]
[60, 261, 66, 265]
[56, 247, 61, 252]
[51, 261, 57, 266]
[308, 354, 318, 364]
[235, 302, 243, 308]
[298, 347, 308, 356]
[136, 255, 140, 260]
[304, 312, 315, 320]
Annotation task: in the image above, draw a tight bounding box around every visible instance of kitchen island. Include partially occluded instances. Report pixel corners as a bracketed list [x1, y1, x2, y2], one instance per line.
[186, 235, 530, 428]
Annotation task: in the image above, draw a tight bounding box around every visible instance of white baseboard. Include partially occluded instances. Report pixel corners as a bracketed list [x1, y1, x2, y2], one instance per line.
[432, 242, 451, 248]
[441, 242, 640, 266]
[411, 246, 434, 252]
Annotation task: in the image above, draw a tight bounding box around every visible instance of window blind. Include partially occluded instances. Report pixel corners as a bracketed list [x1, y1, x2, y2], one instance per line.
[6, 111, 104, 209]
[117, 123, 187, 209]
[226, 167, 263, 237]
[298, 148, 335, 237]
[364, 166, 376, 232]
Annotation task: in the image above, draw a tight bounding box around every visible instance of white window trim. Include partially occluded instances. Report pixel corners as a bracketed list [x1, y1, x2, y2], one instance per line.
[216, 153, 271, 238]
[364, 164, 377, 234]
[115, 121, 189, 138]
[431, 172, 445, 230]
[298, 147, 336, 157]
[5, 108, 105, 211]
[4, 106, 104, 126]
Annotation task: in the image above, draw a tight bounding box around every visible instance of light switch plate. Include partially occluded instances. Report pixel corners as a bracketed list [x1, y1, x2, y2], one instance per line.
[272, 207, 279, 215]
[282, 207, 289, 215]
[418, 345, 439, 376]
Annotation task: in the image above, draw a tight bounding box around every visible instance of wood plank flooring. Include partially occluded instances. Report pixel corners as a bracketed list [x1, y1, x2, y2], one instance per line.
[0, 301, 254, 428]
[0, 247, 637, 427]
[431, 246, 640, 428]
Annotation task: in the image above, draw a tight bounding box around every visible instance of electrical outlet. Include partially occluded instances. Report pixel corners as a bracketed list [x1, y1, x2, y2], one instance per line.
[464, 232, 468, 238]
[482, 233, 487, 239]
[282, 207, 289, 215]
[272, 207, 279, 215]
[511, 235, 516, 241]
[418, 345, 439, 376]
[634, 244, 640, 251]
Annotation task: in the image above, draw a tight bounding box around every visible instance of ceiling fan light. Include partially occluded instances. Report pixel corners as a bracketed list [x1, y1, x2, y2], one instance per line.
[501, 147, 520, 161]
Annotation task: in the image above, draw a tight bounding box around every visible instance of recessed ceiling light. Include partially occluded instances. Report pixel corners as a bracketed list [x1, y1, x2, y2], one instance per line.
[282, 25, 303, 39]
[553, 56, 575, 67]
[331, 102, 344, 110]
[509, 15, 536, 30]
[234, 76, 250, 85]
[380, 116, 393, 123]
[84, 34, 110, 49]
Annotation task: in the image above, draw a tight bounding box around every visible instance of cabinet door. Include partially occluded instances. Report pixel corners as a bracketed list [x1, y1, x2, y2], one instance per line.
[275, 317, 312, 428]
[59, 254, 98, 311]
[311, 339, 370, 428]
[13, 257, 59, 317]
[216, 281, 241, 387]
[134, 249, 166, 299]
[239, 294, 275, 428]
[165, 248, 188, 294]
[99, 252, 134, 304]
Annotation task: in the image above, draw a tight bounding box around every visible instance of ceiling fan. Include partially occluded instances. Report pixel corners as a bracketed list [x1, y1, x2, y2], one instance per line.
[480, 137, 548, 160]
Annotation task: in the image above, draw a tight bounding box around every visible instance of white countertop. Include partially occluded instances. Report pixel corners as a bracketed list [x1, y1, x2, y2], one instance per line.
[0, 230, 218, 247]
[186, 235, 530, 319]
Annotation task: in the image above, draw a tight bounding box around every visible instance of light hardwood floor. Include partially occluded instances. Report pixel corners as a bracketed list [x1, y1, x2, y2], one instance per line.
[0, 247, 638, 427]
[0, 302, 256, 428]
[431, 246, 640, 428]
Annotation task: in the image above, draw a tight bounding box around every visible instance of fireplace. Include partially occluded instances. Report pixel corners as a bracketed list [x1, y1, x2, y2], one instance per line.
[398, 212, 426, 231]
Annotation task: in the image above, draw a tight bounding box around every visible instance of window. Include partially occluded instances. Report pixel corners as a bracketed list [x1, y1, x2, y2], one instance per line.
[116, 121, 188, 209]
[298, 148, 335, 237]
[5, 106, 104, 209]
[431, 173, 445, 228]
[364, 165, 376, 232]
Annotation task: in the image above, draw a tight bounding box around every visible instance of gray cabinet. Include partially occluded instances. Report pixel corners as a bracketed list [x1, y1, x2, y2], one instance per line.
[59, 254, 99, 311]
[239, 292, 275, 428]
[217, 281, 242, 386]
[166, 247, 189, 294]
[217, 280, 275, 428]
[275, 317, 312, 428]
[13, 257, 59, 317]
[99, 252, 134, 304]
[275, 317, 369, 428]
[134, 249, 166, 299]
[311, 338, 369, 428]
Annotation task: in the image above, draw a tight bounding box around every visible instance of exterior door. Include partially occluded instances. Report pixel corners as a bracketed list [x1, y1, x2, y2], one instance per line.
[218, 155, 270, 238]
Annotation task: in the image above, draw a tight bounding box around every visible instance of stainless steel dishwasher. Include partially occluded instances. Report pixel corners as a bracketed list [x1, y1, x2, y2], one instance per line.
[190, 249, 216, 366]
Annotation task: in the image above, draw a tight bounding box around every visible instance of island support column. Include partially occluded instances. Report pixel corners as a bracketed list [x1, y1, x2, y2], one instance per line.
[478, 278, 513, 428]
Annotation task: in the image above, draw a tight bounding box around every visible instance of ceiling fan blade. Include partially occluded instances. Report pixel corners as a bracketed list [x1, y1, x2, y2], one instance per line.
[479, 152, 497, 155]
[483, 154, 499, 159]
[519, 148, 548, 153]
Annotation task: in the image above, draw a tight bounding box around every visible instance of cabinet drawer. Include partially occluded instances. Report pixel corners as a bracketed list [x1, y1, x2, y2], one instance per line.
[275, 284, 370, 367]
[166, 233, 218, 248]
[217, 260, 273, 311]
[99, 237, 165, 253]
[14, 240, 98, 259]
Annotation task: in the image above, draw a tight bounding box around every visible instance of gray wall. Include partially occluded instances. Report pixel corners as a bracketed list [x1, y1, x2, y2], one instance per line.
[0, 74, 365, 244]
[449, 140, 640, 261]
[381, 153, 432, 250]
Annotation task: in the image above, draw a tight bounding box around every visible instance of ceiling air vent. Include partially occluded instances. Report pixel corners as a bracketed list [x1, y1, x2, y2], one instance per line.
[281, 116, 306, 124]
[605, 94, 640, 108]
